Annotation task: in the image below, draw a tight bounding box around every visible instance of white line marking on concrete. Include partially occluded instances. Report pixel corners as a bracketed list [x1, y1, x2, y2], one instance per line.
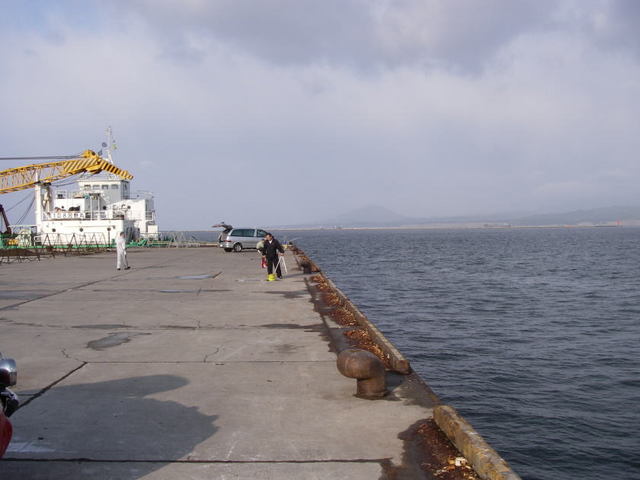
[6, 441, 55, 453]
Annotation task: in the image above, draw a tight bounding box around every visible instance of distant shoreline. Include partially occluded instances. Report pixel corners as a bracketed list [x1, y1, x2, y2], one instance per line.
[270, 224, 629, 231]
[175, 223, 638, 233]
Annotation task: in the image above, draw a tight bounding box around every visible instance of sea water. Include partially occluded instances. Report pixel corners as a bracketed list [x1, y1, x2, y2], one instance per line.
[283, 227, 640, 480]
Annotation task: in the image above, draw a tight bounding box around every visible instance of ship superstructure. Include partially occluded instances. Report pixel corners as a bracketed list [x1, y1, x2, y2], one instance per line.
[36, 175, 158, 244]
[0, 128, 159, 245]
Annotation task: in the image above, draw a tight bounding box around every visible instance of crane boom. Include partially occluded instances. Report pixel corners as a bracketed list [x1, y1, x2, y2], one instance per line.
[0, 150, 133, 194]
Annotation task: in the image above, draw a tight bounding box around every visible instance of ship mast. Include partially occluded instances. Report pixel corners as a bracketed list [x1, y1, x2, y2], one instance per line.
[102, 126, 117, 165]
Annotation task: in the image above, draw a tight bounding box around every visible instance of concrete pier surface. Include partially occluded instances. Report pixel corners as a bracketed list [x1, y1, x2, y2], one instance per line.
[0, 247, 444, 479]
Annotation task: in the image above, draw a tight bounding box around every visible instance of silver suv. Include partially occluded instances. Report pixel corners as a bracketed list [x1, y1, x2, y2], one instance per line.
[219, 227, 268, 252]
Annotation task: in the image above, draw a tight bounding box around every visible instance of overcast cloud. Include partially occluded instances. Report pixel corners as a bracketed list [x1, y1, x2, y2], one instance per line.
[1, 0, 639, 228]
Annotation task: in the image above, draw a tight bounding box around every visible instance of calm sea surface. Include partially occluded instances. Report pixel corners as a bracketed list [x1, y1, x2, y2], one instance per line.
[276, 227, 640, 480]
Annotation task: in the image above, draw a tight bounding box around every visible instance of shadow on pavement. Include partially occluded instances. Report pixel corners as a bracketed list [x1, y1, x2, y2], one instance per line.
[4, 374, 218, 480]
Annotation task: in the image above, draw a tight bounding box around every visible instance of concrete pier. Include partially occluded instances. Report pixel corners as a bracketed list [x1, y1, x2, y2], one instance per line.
[0, 247, 446, 479]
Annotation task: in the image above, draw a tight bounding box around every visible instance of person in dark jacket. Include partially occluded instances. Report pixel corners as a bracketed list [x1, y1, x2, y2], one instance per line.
[260, 233, 284, 281]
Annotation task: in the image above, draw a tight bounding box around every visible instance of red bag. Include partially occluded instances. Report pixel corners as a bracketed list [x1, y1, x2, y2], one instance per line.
[0, 411, 12, 458]
[261, 257, 267, 269]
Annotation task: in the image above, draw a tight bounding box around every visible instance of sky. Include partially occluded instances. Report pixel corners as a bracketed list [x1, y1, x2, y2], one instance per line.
[1, 0, 639, 229]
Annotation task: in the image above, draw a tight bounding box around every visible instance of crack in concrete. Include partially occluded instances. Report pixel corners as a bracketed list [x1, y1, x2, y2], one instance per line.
[0, 254, 204, 311]
[0, 320, 238, 331]
[68, 360, 335, 364]
[18, 362, 88, 410]
[203, 347, 220, 363]
[1, 458, 389, 464]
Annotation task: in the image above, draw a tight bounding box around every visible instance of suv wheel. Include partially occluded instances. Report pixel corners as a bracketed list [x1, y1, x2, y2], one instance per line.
[233, 243, 243, 252]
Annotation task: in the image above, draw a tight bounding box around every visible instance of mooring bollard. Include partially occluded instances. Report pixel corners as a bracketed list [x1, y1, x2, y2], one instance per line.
[336, 348, 387, 399]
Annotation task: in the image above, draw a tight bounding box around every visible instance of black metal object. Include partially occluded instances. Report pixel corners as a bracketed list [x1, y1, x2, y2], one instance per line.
[0, 389, 19, 417]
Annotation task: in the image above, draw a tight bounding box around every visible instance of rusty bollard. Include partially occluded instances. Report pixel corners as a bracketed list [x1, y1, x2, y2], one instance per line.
[337, 348, 387, 399]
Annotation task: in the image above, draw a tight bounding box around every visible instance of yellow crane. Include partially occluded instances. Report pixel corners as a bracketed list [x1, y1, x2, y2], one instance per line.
[0, 149, 133, 195]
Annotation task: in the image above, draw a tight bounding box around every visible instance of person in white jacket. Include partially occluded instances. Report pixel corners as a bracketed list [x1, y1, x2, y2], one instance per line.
[116, 232, 130, 270]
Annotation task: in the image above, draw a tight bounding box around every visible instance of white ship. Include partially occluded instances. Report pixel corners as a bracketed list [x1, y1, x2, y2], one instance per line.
[32, 129, 158, 245]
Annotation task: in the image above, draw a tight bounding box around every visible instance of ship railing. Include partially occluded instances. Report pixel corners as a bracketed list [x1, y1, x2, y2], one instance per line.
[61, 190, 153, 200]
[2, 231, 111, 262]
[47, 210, 127, 221]
[34, 232, 111, 250]
[150, 231, 201, 248]
[47, 211, 87, 220]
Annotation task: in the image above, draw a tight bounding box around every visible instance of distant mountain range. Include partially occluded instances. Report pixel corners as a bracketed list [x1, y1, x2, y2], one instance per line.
[289, 205, 640, 228]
